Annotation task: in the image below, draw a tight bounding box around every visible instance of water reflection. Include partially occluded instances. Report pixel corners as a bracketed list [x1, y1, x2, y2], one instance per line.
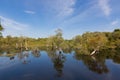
[73, 48, 120, 75]
[53, 50, 66, 77]
[0, 48, 120, 80]
[113, 55, 120, 64]
[9, 56, 14, 60]
[47, 48, 66, 77]
[32, 49, 41, 58]
[74, 54, 109, 74]
[17, 51, 30, 64]
[85, 56, 109, 74]
[22, 51, 30, 64]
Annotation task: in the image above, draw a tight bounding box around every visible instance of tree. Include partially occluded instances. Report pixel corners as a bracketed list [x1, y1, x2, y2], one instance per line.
[55, 28, 63, 48]
[59, 40, 69, 50]
[47, 35, 56, 49]
[89, 32, 108, 50]
[0, 24, 3, 31]
[74, 32, 108, 55]
[73, 35, 82, 49]
[112, 29, 120, 40]
[112, 29, 120, 48]
[0, 18, 4, 37]
[0, 19, 4, 48]
[55, 28, 62, 38]
[47, 28, 64, 49]
[104, 29, 120, 49]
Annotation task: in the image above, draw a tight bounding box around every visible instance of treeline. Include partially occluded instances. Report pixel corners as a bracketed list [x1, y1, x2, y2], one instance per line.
[0, 27, 120, 55]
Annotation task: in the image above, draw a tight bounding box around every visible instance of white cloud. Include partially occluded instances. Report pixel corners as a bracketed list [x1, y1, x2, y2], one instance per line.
[25, 0, 76, 17]
[24, 10, 36, 14]
[98, 0, 111, 16]
[0, 16, 30, 37]
[111, 20, 118, 26]
[0, 16, 29, 30]
[55, 0, 76, 17]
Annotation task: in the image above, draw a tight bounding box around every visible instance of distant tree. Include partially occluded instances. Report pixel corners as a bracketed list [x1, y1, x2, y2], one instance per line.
[0, 24, 3, 31]
[73, 35, 82, 49]
[0, 18, 4, 37]
[82, 32, 108, 50]
[59, 40, 69, 50]
[112, 29, 120, 40]
[47, 35, 56, 49]
[73, 32, 108, 55]
[112, 29, 120, 48]
[55, 28, 62, 38]
[47, 28, 64, 49]
[0, 19, 4, 48]
[114, 29, 120, 32]
[55, 28, 63, 48]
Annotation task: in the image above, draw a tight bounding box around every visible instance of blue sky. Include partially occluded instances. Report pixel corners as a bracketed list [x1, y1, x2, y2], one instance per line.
[0, 0, 120, 39]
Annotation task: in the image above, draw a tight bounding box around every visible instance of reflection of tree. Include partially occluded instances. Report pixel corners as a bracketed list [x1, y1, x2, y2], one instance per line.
[17, 50, 24, 59]
[84, 56, 109, 74]
[32, 49, 41, 58]
[62, 48, 73, 54]
[47, 49, 56, 59]
[99, 49, 120, 64]
[47, 49, 66, 77]
[3, 50, 17, 58]
[74, 53, 109, 74]
[53, 54, 64, 77]
[23, 51, 29, 64]
[113, 55, 120, 64]
[17, 51, 30, 64]
[112, 49, 120, 64]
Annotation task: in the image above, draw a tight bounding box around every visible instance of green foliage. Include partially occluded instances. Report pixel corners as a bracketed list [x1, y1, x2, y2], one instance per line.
[0, 28, 120, 55]
[83, 32, 108, 50]
[104, 29, 120, 49]
[47, 28, 64, 49]
[0, 24, 4, 31]
[0, 24, 4, 37]
[73, 32, 108, 55]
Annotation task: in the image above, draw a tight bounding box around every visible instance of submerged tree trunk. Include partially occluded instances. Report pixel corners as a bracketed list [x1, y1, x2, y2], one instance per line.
[51, 42, 54, 50]
[90, 50, 97, 56]
[90, 46, 100, 56]
[25, 40, 28, 50]
[16, 43, 18, 49]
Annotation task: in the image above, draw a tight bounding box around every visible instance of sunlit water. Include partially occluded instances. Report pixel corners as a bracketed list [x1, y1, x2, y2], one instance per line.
[0, 50, 120, 80]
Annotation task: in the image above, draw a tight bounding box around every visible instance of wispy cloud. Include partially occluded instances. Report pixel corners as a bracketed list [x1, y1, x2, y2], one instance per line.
[103, 19, 120, 31]
[24, 0, 76, 17]
[111, 20, 118, 26]
[44, 0, 76, 17]
[55, 0, 76, 17]
[98, 0, 111, 16]
[24, 10, 36, 14]
[0, 16, 29, 30]
[0, 16, 30, 37]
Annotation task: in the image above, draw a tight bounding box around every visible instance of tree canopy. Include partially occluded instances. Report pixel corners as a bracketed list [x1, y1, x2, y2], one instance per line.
[0, 28, 120, 55]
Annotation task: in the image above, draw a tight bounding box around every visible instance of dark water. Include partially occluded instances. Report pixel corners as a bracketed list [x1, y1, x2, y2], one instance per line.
[0, 49, 120, 80]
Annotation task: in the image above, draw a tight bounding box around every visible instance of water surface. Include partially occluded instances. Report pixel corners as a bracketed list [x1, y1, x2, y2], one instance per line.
[0, 50, 120, 80]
